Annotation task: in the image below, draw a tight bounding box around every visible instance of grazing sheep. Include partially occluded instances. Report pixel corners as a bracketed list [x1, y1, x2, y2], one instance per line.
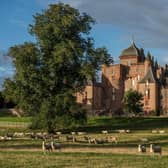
[66, 135, 76, 142]
[36, 134, 45, 140]
[101, 130, 108, 134]
[95, 138, 107, 144]
[0, 136, 5, 140]
[140, 138, 148, 142]
[152, 130, 158, 134]
[138, 144, 146, 153]
[126, 129, 130, 133]
[30, 133, 36, 139]
[77, 132, 86, 135]
[51, 141, 61, 151]
[88, 138, 97, 144]
[159, 130, 165, 134]
[53, 134, 60, 140]
[108, 136, 117, 144]
[13, 132, 24, 138]
[150, 144, 162, 155]
[71, 132, 76, 135]
[56, 132, 62, 135]
[42, 141, 52, 153]
[84, 136, 91, 142]
[6, 133, 13, 138]
[118, 129, 125, 133]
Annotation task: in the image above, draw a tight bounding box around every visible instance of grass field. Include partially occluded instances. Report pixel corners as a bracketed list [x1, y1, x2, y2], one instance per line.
[0, 151, 167, 168]
[1, 113, 168, 167]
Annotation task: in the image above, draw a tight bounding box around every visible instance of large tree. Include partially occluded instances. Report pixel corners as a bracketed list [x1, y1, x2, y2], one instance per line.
[122, 89, 143, 116]
[3, 3, 112, 132]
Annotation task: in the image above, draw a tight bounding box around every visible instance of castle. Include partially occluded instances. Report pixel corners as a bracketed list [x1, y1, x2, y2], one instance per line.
[76, 41, 168, 116]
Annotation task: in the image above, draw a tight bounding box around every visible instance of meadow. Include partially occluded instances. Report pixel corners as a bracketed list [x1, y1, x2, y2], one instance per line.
[0, 151, 168, 168]
[1, 112, 168, 167]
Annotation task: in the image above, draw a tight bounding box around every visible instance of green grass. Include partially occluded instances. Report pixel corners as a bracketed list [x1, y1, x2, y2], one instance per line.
[0, 151, 167, 168]
[0, 117, 31, 122]
[1, 116, 168, 167]
[84, 116, 168, 132]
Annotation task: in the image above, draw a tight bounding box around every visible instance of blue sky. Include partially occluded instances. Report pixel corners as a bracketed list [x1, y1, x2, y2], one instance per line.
[1, 0, 168, 86]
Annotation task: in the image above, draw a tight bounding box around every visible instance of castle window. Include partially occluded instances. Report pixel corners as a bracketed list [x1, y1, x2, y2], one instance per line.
[145, 100, 149, 106]
[132, 79, 135, 86]
[112, 95, 115, 101]
[112, 69, 115, 75]
[145, 88, 150, 99]
[112, 88, 115, 101]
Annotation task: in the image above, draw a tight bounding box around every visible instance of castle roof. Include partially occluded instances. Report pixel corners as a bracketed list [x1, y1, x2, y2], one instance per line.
[120, 42, 139, 57]
[139, 66, 156, 83]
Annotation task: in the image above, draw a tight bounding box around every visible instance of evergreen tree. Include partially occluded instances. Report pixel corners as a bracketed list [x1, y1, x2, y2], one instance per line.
[122, 89, 143, 116]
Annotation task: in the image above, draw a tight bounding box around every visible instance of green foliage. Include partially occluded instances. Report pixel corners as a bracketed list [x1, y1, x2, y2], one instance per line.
[3, 3, 112, 132]
[164, 64, 168, 77]
[122, 89, 143, 116]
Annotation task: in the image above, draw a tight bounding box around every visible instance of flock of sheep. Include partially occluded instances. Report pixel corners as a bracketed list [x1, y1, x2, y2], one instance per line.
[0, 129, 163, 155]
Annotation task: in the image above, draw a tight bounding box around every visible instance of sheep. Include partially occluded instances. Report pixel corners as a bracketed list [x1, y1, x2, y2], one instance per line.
[6, 133, 13, 138]
[51, 141, 61, 151]
[159, 130, 165, 134]
[152, 130, 158, 134]
[84, 135, 91, 142]
[118, 129, 125, 133]
[88, 138, 97, 144]
[42, 141, 52, 153]
[56, 132, 62, 135]
[77, 132, 86, 135]
[13, 132, 24, 138]
[101, 130, 108, 134]
[0, 136, 5, 140]
[30, 133, 36, 139]
[140, 138, 148, 143]
[71, 132, 76, 135]
[108, 136, 118, 144]
[138, 144, 146, 153]
[36, 134, 45, 140]
[66, 135, 76, 142]
[95, 138, 108, 144]
[126, 129, 130, 133]
[150, 144, 162, 155]
[53, 134, 60, 140]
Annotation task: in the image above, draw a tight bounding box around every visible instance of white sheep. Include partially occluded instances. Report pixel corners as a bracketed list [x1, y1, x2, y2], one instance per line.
[71, 132, 76, 135]
[140, 138, 148, 142]
[56, 132, 62, 135]
[152, 130, 158, 133]
[13, 132, 24, 137]
[118, 129, 125, 133]
[77, 132, 86, 135]
[159, 130, 165, 134]
[108, 136, 118, 144]
[101, 130, 108, 134]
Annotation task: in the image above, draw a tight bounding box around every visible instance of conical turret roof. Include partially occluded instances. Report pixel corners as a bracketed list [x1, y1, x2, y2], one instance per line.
[120, 42, 139, 56]
[139, 66, 156, 83]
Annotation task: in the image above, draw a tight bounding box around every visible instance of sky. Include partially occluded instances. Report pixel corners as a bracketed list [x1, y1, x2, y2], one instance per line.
[1, 0, 168, 86]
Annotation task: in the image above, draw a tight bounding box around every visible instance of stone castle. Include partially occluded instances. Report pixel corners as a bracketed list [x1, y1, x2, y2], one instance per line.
[76, 41, 168, 116]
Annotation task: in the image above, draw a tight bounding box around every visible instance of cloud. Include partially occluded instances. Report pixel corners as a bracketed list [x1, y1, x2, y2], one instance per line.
[0, 51, 14, 86]
[62, 0, 168, 50]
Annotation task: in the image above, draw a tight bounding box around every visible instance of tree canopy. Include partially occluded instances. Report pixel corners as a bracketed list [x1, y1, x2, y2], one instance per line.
[122, 89, 143, 116]
[3, 3, 113, 132]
